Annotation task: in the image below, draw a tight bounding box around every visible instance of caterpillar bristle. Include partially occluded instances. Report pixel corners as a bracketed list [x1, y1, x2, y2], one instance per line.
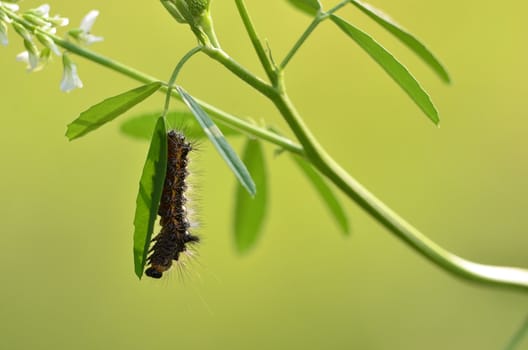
[145, 130, 198, 279]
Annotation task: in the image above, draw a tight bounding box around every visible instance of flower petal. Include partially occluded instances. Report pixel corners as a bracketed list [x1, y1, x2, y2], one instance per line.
[2, 3, 20, 12]
[79, 10, 99, 32]
[33, 4, 51, 18]
[80, 33, 103, 45]
[60, 55, 83, 92]
[15, 50, 29, 64]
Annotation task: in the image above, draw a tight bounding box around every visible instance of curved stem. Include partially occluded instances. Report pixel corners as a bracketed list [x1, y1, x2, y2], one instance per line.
[272, 93, 528, 291]
[201, 46, 276, 99]
[4, 5, 528, 291]
[163, 46, 202, 118]
[2, 7, 301, 154]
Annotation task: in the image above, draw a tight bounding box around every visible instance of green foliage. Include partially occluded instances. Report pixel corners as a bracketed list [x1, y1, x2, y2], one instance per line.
[132, 117, 168, 279]
[292, 155, 349, 235]
[120, 110, 240, 141]
[330, 14, 439, 125]
[177, 86, 256, 196]
[505, 316, 528, 350]
[348, 0, 450, 83]
[286, 0, 322, 15]
[234, 139, 268, 253]
[65, 82, 162, 140]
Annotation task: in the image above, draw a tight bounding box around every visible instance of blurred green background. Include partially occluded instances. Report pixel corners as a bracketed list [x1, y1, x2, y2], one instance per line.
[1, 1, 527, 349]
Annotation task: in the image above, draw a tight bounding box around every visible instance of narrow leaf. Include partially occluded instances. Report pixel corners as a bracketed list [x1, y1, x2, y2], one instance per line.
[349, 0, 450, 83]
[330, 14, 439, 125]
[177, 86, 256, 196]
[505, 316, 528, 350]
[292, 155, 350, 235]
[286, 0, 322, 16]
[66, 82, 162, 141]
[132, 117, 168, 279]
[234, 139, 268, 253]
[120, 110, 240, 141]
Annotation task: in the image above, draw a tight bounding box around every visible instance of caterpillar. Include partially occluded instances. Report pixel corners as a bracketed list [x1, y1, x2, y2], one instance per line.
[145, 130, 199, 279]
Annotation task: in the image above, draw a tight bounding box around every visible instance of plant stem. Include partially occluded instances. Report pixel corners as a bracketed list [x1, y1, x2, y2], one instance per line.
[201, 46, 276, 99]
[2, 6, 301, 155]
[281, 0, 350, 70]
[234, 0, 277, 84]
[272, 91, 528, 291]
[281, 16, 320, 70]
[228, 3, 528, 291]
[163, 46, 202, 118]
[5, 5, 528, 290]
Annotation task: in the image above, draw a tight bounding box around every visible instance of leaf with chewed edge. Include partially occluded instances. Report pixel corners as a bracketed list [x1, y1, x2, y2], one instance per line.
[132, 117, 168, 279]
[66, 82, 162, 141]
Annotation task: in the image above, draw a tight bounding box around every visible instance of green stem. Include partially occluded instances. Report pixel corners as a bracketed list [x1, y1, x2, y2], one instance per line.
[280, 0, 351, 70]
[204, 13, 528, 290]
[2, 6, 301, 155]
[281, 16, 320, 70]
[234, 0, 277, 84]
[4, 5, 528, 291]
[163, 46, 202, 118]
[201, 46, 276, 99]
[272, 93, 528, 291]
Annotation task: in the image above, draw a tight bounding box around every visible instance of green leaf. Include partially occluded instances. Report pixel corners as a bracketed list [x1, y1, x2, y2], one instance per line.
[120, 110, 240, 141]
[349, 0, 450, 83]
[132, 117, 168, 279]
[330, 14, 439, 125]
[505, 316, 528, 350]
[66, 82, 162, 141]
[286, 0, 322, 16]
[177, 86, 256, 196]
[234, 139, 268, 253]
[292, 155, 350, 235]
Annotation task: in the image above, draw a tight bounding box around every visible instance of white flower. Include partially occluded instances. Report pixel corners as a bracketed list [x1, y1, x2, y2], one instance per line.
[49, 15, 69, 27]
[33, 4, 50, 18]
[16, 50, 41, 71]
[60, 54, 83, 92]
[78, 10, 103, 45]
[0, 2, 20, 12]
[16, 40, 41, 71]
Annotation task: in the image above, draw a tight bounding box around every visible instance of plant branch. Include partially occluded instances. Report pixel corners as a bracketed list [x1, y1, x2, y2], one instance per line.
[234, 0, 277, 84]
[272, 92, 528, 291]
[280, 0, 351, 70]
[1, 6, 301, 154]
[4, 4, 528, 291]
[163, 46, 203, 118]
[280, 16, 320, 70]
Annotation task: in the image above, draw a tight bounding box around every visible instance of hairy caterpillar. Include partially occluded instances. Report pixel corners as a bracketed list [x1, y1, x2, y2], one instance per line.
[145, 130, 199, 279]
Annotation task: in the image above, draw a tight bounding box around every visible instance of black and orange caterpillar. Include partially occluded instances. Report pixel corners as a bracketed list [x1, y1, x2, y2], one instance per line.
[145, 130, 199, 279]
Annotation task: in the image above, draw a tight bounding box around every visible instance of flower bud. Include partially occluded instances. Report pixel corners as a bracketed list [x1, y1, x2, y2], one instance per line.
[0, 20, 8, 46]
[36, 32, 61, 56]
[12, 21, 31, 41]
[187, 0, 210, 17]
